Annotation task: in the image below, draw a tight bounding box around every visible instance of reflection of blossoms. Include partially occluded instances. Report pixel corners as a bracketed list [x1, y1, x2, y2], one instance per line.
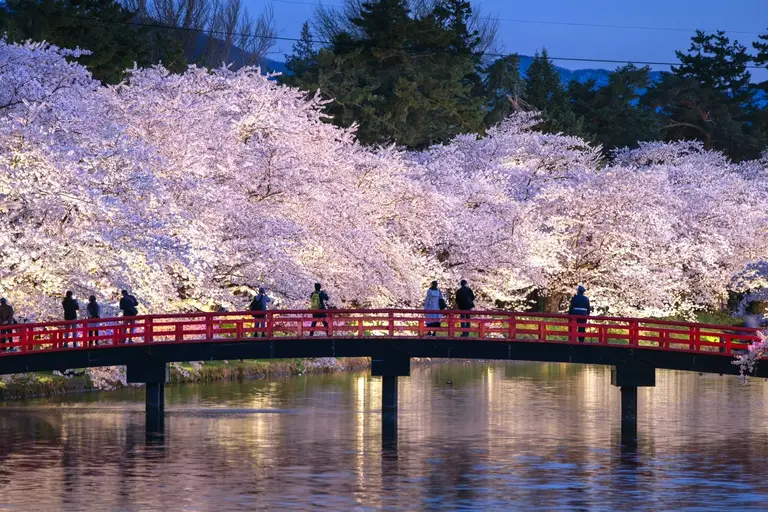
[733, 331, 768, 383]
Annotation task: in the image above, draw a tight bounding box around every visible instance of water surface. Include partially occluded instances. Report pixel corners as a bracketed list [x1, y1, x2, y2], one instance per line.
[1, 361, 767, 510]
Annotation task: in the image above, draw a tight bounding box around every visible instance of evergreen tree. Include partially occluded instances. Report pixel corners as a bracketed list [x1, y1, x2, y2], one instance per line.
[284, 0, 485, 148]
[286, 22, 316, 75]
[644, 31, 763, 161]
[674, 30, 754, 103]
[0, 0, 152, 84]
[753, 30, 768, 147]
[523, 50, 584, 136]
[568, 65, 660, 152]
[483, 54, 522, 127]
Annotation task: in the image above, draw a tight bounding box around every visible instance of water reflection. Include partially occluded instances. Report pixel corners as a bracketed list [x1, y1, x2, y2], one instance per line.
[0, 362, 768, 509]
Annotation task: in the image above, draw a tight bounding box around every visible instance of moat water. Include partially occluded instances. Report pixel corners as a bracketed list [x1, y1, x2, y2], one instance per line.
[1, 361, 767, 510]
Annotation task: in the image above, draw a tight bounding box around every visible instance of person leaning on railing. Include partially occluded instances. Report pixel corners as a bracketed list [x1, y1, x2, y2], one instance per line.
[455, 280, 475, 337]
[249, 287, 271, 338]
[309, 283, 330, 337]
[568, 285, 593, 343]
[119, 290, 139, 342]
[424, 281, 445, 336]
[0, 298, 15, 352]
[62, 291, 80, 348]
[87, 295, 100, 346]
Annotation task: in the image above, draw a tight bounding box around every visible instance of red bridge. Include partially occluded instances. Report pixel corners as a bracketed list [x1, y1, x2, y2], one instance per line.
[0, 309, 761, 446]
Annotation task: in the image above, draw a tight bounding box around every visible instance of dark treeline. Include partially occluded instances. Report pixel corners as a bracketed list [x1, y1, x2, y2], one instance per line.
[284, 0, 768, 160]
[3, 0, 768, 160]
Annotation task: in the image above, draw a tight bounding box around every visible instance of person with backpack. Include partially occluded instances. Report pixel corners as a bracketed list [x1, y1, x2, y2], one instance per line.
[424, 281, 446, 336]
[568, 285, 593, 343]
[119, 289, 139, 342]
[0, 298, 16, 352]
[62, 291, 80, 347]
[249, 287, 271, 337]
[309, 283, 330, 337]
[455, 279, 475, 337]
[87, 295, 100, 346]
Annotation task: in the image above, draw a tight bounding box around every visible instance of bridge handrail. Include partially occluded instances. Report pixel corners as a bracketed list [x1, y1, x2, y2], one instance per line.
[1, 308, 758, 333]
[0, 308, 759, 358]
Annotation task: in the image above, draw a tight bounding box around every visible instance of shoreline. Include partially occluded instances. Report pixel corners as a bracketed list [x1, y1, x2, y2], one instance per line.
[0, 358, 543, 401]
[0, 357, 372, 401]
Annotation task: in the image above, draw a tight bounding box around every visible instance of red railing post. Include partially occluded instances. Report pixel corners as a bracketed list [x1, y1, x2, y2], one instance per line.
[693, 325, 700, 352]
[20, 325, 29, 353]
[327, 311, 334, 337]
[235, 319, 243, 339]
[538, 321, 546, 342]
[418, 319, 425, 337]
[448, 312, 455, 337]
[388, 312, 394, 337]
[478, 319, 486, 338]
[508, 315, 517, 340]
[144, 317, 153, 344]
[206, 314, 214, 341]
[629, 320, 638, 347]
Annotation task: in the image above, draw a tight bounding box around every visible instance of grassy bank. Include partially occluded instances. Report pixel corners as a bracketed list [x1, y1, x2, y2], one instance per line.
[0, 357, 371, 401]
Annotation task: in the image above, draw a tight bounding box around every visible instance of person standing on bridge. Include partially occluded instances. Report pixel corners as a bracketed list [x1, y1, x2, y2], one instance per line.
[568, 285, 592, 343]
[0, 298, 15, 352]
[119, 290, 139, 343]
[87, 295, 100, 346]
[249, 287, 271, 337]
[62, 291, 80, 347]
[424, 281, 445, 336]
[455, 280, 475, 337]
[309, 283, 330, 337]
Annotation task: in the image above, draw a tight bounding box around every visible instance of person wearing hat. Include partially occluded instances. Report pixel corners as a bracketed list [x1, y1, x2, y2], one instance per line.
[0, 298, 15, 352]
[249, 287, 271, 337]
[568, 285, 593, 343]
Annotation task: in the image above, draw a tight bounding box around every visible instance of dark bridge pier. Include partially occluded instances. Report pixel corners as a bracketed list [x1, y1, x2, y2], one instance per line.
[372, 351, 410, 446]
[127, 358, 169, 436]
[611, 361, 655, 447]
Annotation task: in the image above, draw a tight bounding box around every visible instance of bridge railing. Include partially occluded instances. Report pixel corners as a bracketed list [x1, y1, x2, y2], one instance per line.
[0, 309, 760, 357]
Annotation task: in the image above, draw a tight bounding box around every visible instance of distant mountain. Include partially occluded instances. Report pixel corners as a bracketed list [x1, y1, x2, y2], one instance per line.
[517, 55, 663, 86]
[260, 58, 288, 75]
[262, 53, 662, 86]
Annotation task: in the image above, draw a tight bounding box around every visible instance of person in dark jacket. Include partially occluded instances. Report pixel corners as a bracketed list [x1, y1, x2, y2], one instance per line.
[87, 295, 100, 346]
[249, 287, 271, 337]
[309, 283, 330, 337]
[455, 279, 475, 337]
[62, 291, 80, 347]
[119, 290, 139, 342]
[568, 285, 592, 342]
[0, 298, 15, 352]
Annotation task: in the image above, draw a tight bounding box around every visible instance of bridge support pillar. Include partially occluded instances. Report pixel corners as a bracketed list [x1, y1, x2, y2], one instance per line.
[127, 358, 169, 436]
[611, 361, 655, 447]
[372, 351, 410, 446]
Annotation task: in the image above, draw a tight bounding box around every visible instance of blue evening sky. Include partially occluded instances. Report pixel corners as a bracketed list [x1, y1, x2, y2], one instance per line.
[259, 0, 767, 78]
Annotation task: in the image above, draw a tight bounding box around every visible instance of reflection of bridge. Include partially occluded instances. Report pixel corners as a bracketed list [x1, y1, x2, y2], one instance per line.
[0, 309, 761, 445]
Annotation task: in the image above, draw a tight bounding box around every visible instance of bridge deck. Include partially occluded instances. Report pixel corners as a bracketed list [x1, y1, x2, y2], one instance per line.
[0, 309, 760, 376]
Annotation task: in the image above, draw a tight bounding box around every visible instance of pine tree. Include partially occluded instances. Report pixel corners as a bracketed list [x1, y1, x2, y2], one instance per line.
[0, 0, 152, 84]
[285, 22, 317, 76]
[483, 54, 522, 126]
[523, 50, 584, 136]
[568, 65, 660, 152]
[644, 30, 764, 160]
[284, 0, 485, 148]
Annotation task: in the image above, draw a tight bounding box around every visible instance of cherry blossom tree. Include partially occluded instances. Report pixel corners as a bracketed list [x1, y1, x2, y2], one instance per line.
[1, 39, 767, 325]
